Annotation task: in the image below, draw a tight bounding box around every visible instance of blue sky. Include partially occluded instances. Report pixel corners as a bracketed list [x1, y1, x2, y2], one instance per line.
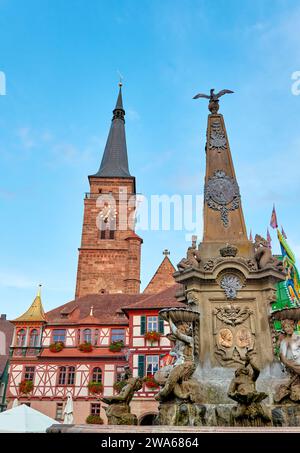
[0, 0, 300, 318]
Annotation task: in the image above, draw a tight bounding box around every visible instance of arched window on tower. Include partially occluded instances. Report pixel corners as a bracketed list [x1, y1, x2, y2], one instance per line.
[29, 329, 39, 347]
[92, 367, 102, 383]
[16, 329, 26, 347]
[83, 328, 92, 343]
[99, 218, 116, 240]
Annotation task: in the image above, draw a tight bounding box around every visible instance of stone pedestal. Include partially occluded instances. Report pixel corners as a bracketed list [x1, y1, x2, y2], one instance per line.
[157, 402, 207, 426]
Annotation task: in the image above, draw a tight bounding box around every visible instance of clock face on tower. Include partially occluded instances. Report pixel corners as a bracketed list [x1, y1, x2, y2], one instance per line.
[99, 202, 117, 224]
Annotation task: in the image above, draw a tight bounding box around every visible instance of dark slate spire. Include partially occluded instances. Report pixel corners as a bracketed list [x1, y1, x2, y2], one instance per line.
[92, 84, 132, 178]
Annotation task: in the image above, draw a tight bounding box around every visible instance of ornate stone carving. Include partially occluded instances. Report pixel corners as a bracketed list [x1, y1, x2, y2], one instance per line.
[204, 170, 241, 227]
[202, 256, 257, 273]
[246, 259, 257, 271]
[101, 366, 142, 425]
[203, 259, 215, 271]
[214, 305, 252, 327]
[213, 305, 255, 366]
[209, 120, 227, 149]
[254, 234, 284, 271]
[220, 274, 243, 299]
[219, 244, 238, 257]
[228, 353, 271, 426]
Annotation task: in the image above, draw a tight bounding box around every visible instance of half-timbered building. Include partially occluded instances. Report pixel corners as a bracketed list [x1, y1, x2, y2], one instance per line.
[6, 85, 183, 424]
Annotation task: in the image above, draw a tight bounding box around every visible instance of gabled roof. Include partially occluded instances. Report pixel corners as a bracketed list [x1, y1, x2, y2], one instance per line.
[143, 254, 176, 294]
[123, 284, 185, 312]
[45, 293, 148, 325]
[13, 288, 46, 323]
[44, 284, 184, 326]
[91, 85, 132, 178]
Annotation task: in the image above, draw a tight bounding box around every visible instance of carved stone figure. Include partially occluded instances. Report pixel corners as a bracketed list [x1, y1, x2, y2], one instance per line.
[254, 234, 284, 271]
[154, 308, 203, 426]
[101, 366, 142, 425]
[193, 88, 234, 114]
[155, 315, 199, 402]
[228, 353, 271, 426]
[177, 241, 201, 271]
[274, 319, 300, 403]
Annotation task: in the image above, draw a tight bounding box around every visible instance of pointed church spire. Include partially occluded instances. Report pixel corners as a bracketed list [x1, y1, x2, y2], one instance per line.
[92, 83, 131, 178]
[14, 285, 46, 322]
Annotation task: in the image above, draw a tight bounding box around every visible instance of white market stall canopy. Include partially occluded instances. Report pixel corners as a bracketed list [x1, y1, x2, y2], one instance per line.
[0, 404, 59, 433]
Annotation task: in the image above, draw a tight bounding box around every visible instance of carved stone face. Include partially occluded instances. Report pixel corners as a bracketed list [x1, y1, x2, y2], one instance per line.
[282, 319, 295, 336]
[177, 322, 192, 336]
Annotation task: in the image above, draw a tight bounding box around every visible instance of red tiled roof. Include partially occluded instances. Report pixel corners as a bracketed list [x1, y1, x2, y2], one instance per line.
[45, 285, 184, 326]
[45, 293, 148, 325]
[143, 256, 176, 294]
[0, 317, 14, 377]
[122, 284, 185, 312]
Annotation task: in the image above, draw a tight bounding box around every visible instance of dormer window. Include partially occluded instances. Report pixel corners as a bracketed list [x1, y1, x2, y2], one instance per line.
[83, 328, 92, 343]
[29, 329, 39, 347]
[16, 329, 26, 347]
[53, 329, 66, 343]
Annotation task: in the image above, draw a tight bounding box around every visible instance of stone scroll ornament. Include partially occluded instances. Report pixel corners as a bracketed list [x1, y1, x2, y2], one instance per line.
[204, 170, 241, 227]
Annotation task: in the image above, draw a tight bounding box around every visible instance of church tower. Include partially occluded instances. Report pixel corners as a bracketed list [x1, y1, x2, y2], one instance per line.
[75, 85, 142, 298]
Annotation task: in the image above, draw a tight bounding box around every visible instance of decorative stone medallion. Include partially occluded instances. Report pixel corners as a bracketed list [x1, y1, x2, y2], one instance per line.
[204, 170, 241, 227]
[220, 274, 243, 299]
[218, 328, 233, 348]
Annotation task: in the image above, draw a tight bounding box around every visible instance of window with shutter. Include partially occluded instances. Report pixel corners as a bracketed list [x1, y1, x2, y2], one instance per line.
[158, 316, 164, 334]
[138, 355, 145, 377]
[140, 316, 146, 335]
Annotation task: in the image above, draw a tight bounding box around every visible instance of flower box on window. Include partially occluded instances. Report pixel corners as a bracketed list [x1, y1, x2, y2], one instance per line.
[78, 342, 93, 352]
[109, 340, 124, 352]
[86, 414, 104, 424]
[88, 381, 103, 394]
[143, 375, 159, 389]
[144, 331, 161, 343]
[113, 380, 127, 393]
[19, 380, 34, 394]
[49, 342, 64, 353]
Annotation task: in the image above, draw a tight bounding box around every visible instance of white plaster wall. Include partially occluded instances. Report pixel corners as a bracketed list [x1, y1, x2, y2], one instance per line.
[133, 338, 145, 347]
